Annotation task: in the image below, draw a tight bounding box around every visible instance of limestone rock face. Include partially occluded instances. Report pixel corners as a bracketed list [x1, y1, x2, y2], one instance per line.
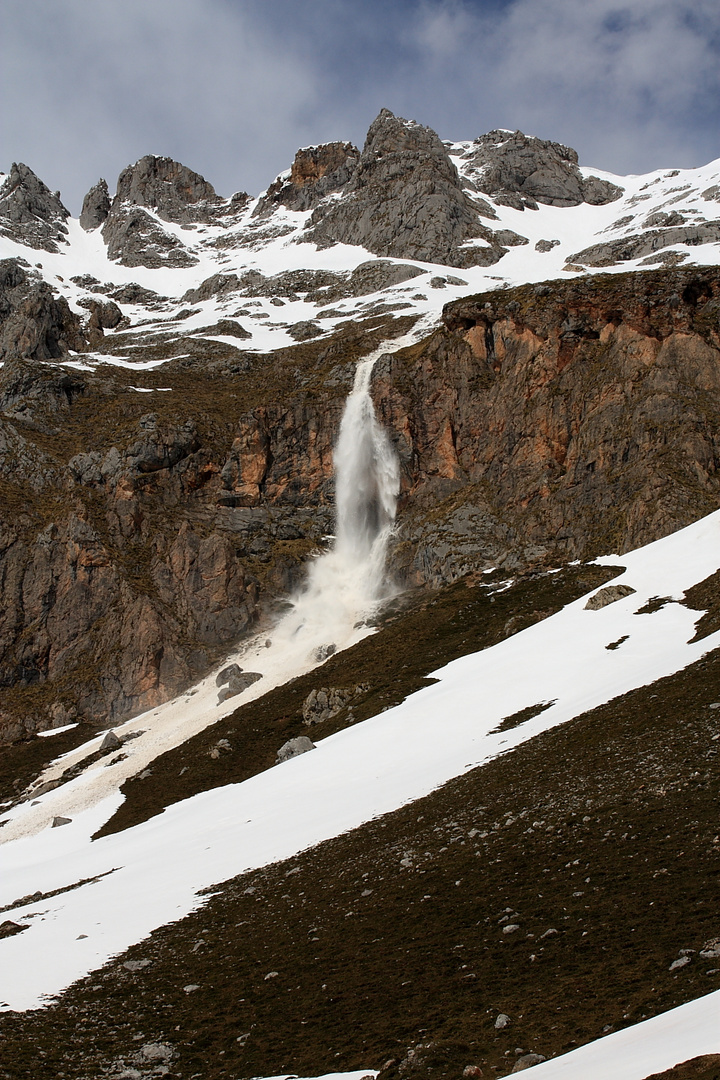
[255, 142, 361, 215]
[0, 163, 70, 252]
[112, 155, 223, 224]
[375, 266, 720, 584]
[458, 130, 623, 208]
[79, 178, 111, 231]
[305, 109, 507, 268]
[100, 155, 248, 268]
[0, 259, 87, 362]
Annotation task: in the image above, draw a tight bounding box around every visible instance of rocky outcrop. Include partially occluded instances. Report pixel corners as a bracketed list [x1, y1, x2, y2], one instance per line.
[100, 155, 248, 269]
[0, 163, 70, 252]
[567, 220, 720, 267]
[305, 109, 508, 267]
[255, 142, 361, 215]
[0, 259, 87, 362]
[375, 267, 720, 583]
[456, 130, 623, 209]
[79, 178, 111, 231]
[102, 205, 199, 268]
[111, 155, 227, 224]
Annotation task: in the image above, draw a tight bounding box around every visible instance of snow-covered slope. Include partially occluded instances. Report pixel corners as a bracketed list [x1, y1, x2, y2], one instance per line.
[1, 131, 719, 370]
[2, 508, 720, 1013]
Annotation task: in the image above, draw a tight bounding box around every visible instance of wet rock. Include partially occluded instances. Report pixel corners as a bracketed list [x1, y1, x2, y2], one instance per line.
[79, 179, 111, 231]
[585, 584, 637, 610]
[276, 735, 316, 763]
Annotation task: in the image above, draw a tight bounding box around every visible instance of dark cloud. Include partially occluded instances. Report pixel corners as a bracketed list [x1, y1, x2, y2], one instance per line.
[2, 0, 718, 213]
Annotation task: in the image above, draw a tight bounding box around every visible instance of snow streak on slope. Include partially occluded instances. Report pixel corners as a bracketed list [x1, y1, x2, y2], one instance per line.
[2, 510, 720, 1010]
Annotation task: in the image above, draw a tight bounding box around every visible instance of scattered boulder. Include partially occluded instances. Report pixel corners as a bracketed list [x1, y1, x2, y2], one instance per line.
[494, 1013, 511, 1029]
[51, 816, 72, 828]
[302, 684, 370, 725]
[700, 938, 720, 959]
[0, 920, 28, 938]
[276, 735, 316, 763]
[535, 239, 560, 252]
[99, 730, 122, 751]
[312, 643, 337, 663]
[512, 1054, 546, 1072]
[216, 663, 243, 688]
[585, 583, 637, 610]
[217, 670, 263, 702]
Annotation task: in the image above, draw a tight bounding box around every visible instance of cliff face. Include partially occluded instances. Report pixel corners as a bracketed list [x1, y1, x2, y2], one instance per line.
[376, 267, 720, 583]
[2, 267, 720, 743]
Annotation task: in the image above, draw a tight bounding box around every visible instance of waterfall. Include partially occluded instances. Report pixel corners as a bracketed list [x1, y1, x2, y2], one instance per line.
[266, 357, 399, 662]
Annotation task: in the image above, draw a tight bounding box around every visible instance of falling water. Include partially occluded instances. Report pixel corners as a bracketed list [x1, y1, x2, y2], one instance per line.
[265, 357, 399, 662]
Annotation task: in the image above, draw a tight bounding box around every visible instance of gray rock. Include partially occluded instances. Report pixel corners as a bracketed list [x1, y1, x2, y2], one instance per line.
[288, 320, 323, 341]
[494, 1013, 510, 1029]
[567, 221, 720, 267]
[139, 1042, 174, 1061]
[254, 142, 361, 215]
[512, 1053, 547, 1071]
[111, 155, 228, 225]
[302, 683, 369, 725]
[51, 816, 72, 827]
[217, 670, 263, 702]
[123, 959, 152, 971]
[304, 109, 507, 268]
[0, 259, 88, 362]
[584, 583, 636, 610]
[100, 730, 122, 750]
[535, 239, 560, 253]
[79, 179, 111, 231]
[0, 163, 70, 252]
[102, 204, 199, 269]
[669, 955, 691, 970]
[458, 130, 622, 208]
[216, 663, 243, 687]
[699, 938, 720, 959]
[276, 735, 316, 763]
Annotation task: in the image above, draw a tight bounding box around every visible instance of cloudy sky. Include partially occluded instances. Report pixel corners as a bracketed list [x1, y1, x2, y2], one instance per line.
[2, 0, 719, 214]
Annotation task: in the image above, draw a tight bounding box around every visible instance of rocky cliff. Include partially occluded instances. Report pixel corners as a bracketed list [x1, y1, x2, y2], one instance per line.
[1, 264, 720, 743]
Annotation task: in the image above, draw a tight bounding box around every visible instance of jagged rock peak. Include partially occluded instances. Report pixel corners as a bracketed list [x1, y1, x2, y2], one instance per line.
[0, 163, 70, 252]
[254, 141, 360, 216]
[113, 154, 222, 224]
[304, 108, 508, 268]
[79, 178, 111, 232]
[361, 107, 449, 159]
[459, 129, 623, 209]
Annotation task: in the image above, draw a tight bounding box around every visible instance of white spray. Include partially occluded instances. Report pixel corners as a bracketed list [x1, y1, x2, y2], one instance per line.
[268, 357, 399, 660]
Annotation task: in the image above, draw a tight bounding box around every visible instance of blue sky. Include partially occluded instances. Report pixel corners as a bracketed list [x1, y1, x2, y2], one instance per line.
[2, 0, 719, 213]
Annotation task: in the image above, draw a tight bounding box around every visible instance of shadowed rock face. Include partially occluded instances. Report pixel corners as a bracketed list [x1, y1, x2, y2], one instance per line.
[304, 109, 508, 268]
[0, 259, 87, 362]
[458, 129, 623, 209]
[79, 178, 111, 231]
[0, 163, 70, 252]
